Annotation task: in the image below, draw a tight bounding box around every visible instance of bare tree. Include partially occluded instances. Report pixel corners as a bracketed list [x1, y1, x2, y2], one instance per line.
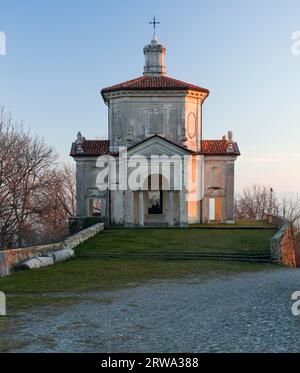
[0, 108, 77, 248]
[0, 107, 57, 248]
[235, 184, 278, 220]
[0, 108, 78, 248]
[235, 184, 300, 226]
[280, 196, 300, 225]
[25, 164, 76, 245]
[58, 164, 76, 217]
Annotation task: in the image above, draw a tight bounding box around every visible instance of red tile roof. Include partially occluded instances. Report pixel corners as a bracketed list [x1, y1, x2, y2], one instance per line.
[70, 138, 240, 157]
[200, 140, 240, 155]
[101, 75, 209, 95]
[70, 140, 109, 156]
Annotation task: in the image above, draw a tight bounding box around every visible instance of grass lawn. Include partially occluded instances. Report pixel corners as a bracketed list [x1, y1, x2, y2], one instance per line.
[234, 219, 276, 227]
[76, 228, 276, 255]
[0, 228, 277, 313]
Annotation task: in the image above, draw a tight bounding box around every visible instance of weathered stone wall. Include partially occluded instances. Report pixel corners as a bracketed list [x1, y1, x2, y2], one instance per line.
[266, 214, 297, 267]
[69, 216, 104, 235]
[0, 223, 104, 277]
[109, 95, 184, 150]
[105, 91, 207, 153]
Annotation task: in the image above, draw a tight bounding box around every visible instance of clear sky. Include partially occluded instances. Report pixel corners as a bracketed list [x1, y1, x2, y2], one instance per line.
[0, 0, 300, 194]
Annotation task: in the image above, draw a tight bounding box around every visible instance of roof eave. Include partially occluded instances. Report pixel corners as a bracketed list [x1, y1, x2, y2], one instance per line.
[101, 90, 109, 106]
[201, 152, 240, 156]
[101, 88, 209, 105]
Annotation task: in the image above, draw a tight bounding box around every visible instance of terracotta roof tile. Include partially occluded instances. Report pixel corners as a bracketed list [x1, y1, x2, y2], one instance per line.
[70, 138, 240, 157]
[101, 75, 209, 95]
[70, 140, 109, 157]
[200, 140, 240, 155]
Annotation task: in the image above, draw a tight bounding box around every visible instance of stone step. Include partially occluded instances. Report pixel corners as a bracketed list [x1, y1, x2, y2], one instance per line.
[109, 226, 277, 230]
[81, 251, 269, 257]
[80, 252, 271, 262]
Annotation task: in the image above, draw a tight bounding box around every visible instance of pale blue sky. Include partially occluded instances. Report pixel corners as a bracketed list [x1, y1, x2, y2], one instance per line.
[0, 0, 300, 193]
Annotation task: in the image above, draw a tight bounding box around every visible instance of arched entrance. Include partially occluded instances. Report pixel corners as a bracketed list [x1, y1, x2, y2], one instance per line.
[140, 174, 178, 226]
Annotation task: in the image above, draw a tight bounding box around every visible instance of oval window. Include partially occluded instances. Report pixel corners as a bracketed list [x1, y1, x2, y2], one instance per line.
[187, 112, 196, 138]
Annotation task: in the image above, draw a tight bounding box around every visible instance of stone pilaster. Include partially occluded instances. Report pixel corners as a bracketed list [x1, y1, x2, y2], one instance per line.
[138, 190, 144, 226]
[124, 190, 134, 226]
[179, 189, 188, 227]
[225, 161, 235, 222]
[168, 190, 174, 227]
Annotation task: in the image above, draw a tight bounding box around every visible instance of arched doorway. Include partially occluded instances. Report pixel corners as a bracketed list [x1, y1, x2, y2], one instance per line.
[143, 174, 177, 226]
[144, 174, 165, 225]
[147, 174, 164, 216]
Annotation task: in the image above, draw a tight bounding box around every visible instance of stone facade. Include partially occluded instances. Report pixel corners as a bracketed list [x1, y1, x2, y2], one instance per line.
[70, 33, 240, 227]
[106, 92, 205, 153]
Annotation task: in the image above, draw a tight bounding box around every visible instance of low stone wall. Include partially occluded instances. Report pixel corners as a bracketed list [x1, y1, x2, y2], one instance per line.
[0, 223, 104, 277]
[266, 214, 297, 267]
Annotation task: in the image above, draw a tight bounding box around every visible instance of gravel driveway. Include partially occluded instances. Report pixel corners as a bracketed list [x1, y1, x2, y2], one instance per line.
[2, 267, 300, 352]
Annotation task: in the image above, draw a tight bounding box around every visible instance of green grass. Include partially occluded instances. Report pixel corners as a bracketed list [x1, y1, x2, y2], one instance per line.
[0, 228, 277, 313]
[235, 219, 275, 227]
[76, 228, 276, 255]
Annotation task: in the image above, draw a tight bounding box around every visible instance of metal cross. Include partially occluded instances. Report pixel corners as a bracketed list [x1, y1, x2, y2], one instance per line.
[149, 16, 160, 33]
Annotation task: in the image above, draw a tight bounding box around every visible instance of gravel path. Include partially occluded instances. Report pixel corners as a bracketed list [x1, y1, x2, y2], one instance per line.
[3, 268, 300, 352]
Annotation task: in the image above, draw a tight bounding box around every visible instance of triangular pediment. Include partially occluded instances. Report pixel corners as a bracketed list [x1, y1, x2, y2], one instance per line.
[127, 135, 193, 157]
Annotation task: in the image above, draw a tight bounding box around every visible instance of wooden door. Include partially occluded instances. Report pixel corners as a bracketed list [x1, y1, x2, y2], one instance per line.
[215, 197, 222, 223]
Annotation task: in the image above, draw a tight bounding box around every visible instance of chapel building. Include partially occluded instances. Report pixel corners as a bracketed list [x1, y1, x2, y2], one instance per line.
[70, 32, 240, 227]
